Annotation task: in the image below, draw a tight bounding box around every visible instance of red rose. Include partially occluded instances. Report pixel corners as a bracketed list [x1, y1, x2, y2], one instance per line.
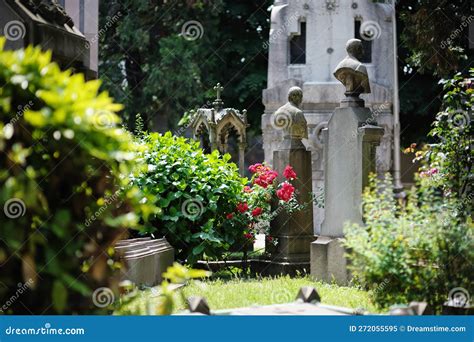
[276, 182, 295, 202]
[253, 170, 278, 188]
[226, 213, 234, 219]
[249, 163, 271, 175]
[283, 165, 297, 180]
[236, 202, 249, 213]
[248, 163, 262, 174]
[251, 207, 263, 217]
[244, 232, 254, 240]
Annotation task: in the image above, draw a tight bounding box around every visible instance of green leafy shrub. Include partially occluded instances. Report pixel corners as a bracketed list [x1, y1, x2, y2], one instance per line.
[419, 68, 473, 217]
[0, 40, 155, 314]
[344, 174, 473, 312]
[345, 70, 473, 312]
[133, 132, 247, 264]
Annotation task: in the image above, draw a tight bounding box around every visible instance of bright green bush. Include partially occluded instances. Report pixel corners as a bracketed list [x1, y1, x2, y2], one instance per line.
[0, 39, 155, 314]
[344, 174, 473, 312]
[344, 70, 473, 312]
[133, 132, 247, 264]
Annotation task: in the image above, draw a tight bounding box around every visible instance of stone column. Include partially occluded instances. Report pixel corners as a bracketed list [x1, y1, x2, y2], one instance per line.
[264, 87, 314, 275]
[311, 39, 384, 285]
[209, 123, 218, 152]
[238, 142, 246, 175]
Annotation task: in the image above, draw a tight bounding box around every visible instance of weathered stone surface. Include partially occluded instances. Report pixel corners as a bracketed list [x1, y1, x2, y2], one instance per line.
[408, 302, 431, 315]
[334, 38, 371, 96]
[321, 106, 384, 238]
[187, 296, 211, 315]
[311, 237, 349, 285]
[114, 238, 174, 287]
[189, 83, 248, 174]
[296, 286, 321, 304]
[262, 1, 395, 234]
[0, 0, 94, 78]
[266, 87, 314, 267]
[311, 39, 384, 285]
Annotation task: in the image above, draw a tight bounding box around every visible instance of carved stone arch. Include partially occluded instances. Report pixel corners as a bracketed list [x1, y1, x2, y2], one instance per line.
[217, 121, 242, 153]
[194, 119, 212, 153]
[216, 114, 245, 142]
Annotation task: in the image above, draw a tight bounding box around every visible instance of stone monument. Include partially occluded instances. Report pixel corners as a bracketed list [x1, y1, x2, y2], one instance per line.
[261, 0, 397, 234]
[0, 0, 97, 78]
[264, 86, 314, 275]
[189, 83, 248, 175]
[310, 38, 384, 285]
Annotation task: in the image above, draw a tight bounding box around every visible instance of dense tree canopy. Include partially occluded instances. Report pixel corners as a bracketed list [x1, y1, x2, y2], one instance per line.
[99, 0, 271, 132]
[99, 0, 473, 144]
[397, 0, 473, 144]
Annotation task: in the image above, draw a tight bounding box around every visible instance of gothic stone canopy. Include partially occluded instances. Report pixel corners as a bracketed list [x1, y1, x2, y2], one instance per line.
[189, 83, 248, 174]
[190, 83, 248, 148]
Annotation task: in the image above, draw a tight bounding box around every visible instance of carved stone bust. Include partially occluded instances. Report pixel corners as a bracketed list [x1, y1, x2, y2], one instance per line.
[273, 86, 308, 140]
[333, 39, 371, 96]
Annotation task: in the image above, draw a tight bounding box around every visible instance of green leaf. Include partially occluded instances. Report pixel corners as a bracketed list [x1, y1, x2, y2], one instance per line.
[192, 244, 205, 255]
[52, 280, 68, 313]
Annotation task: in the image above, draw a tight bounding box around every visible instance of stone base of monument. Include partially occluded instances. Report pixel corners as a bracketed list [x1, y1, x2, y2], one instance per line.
[114, 237, 174, 287]
[310, 236, 349, 286]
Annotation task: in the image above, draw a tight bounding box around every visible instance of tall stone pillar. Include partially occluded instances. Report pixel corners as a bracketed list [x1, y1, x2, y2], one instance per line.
[311, 39, 384, 285]
[238, 142, 246, 175]
[264, 87, 314, 275]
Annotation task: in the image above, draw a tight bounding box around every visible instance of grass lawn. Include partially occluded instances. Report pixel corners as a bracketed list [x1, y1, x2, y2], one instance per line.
[118, 276, 380, 314]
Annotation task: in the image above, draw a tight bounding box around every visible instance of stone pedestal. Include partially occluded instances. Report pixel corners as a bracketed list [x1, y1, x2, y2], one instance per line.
[310, 237, 347, 284]
[263, 86, 315, 275]
[311, 104, 383, 285]
[269, 138, 314, 264]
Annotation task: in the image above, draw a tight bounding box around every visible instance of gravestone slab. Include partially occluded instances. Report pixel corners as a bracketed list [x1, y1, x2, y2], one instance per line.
[114, 238, 174, 287]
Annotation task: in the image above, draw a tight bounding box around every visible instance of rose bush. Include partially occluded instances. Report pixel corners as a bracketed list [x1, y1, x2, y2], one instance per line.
[225, 163, 306, 244]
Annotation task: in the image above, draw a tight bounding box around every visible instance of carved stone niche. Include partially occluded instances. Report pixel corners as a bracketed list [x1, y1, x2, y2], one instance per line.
[189, 83, 249, 175]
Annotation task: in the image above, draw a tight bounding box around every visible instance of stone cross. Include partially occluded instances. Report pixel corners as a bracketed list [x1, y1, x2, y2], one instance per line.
[213, 83, 224, 110]
[214, 83, 224, 100]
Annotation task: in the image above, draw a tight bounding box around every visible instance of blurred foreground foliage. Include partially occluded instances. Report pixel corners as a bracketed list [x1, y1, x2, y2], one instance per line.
[0, 39, 158, 314]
